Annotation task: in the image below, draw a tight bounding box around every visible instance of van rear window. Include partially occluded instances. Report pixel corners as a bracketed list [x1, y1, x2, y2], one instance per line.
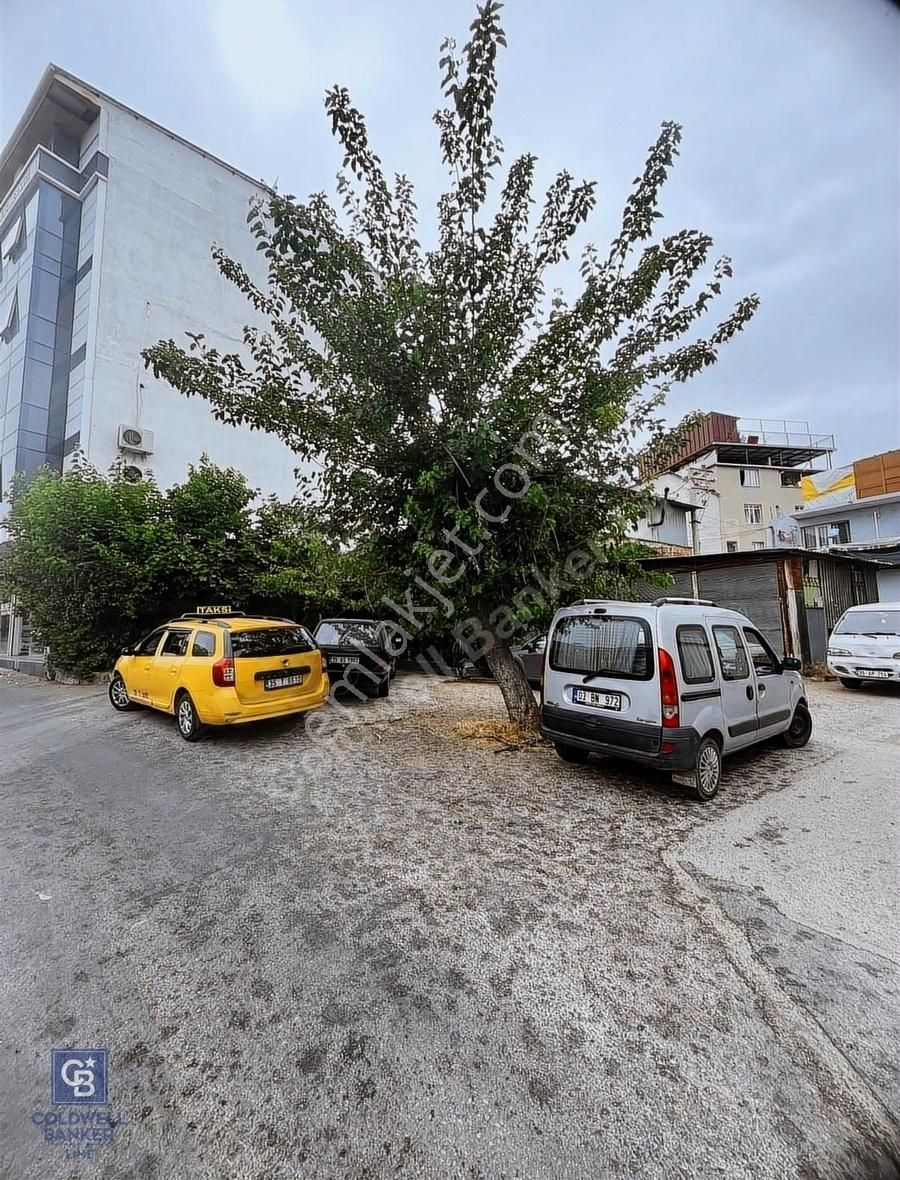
[549, 615, 653, 680]
[230, 627, 315, 658]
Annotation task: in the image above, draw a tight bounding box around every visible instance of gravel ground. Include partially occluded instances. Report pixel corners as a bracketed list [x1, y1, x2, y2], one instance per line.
[0, 672, 897, 1179]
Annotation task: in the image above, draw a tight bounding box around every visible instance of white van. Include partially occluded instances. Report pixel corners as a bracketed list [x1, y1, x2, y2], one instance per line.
[540, 598, 811, 801]
[826, 602, 900, 688]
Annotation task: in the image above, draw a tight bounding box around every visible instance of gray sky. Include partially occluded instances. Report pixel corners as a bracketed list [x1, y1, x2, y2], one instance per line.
[2, 0, 898, 465]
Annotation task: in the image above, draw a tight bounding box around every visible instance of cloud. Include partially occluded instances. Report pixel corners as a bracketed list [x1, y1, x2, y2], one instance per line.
[209, 0, 314, 115]
[208, 0, 388, 119]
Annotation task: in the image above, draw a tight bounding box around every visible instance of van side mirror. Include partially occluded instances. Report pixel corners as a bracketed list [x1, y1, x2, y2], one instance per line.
[781, 656, 802, 672]
[121, 646, 133, 656]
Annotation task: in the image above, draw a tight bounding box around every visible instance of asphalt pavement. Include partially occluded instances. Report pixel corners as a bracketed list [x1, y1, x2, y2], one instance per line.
[0, 671, 897, 1180]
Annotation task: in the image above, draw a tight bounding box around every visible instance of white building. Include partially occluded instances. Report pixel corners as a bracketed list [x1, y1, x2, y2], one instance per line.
[647, 413, 836, 555]
[0, 66, 308, 667]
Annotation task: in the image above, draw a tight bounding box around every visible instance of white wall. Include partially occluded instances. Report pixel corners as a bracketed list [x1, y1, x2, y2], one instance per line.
[651, 453, 721, 553]
[86, 103, 307, 498]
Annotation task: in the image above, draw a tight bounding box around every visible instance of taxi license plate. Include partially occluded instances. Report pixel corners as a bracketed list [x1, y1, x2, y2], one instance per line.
[264, 673, 303, 691]
[858, 669, 890, 679]
[573, 687, 622, 711]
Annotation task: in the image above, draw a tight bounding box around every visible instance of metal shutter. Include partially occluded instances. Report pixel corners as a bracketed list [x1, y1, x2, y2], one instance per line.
[697, 563, 784, 655]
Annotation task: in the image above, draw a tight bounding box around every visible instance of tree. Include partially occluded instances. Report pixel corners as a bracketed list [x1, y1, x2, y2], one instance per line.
[0, 464, 169, 679]
[0, 458, 347, 678]
[144, 2, 758, 726]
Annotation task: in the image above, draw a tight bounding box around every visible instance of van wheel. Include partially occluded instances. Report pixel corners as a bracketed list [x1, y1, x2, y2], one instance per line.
[839, 677, 861, 690]
[554, 742, 589, 764]
[175, 692, 205, 742]
[781, 703, 812, 748]
[689, 737, 722, 802]
[108, 674, 136, 712]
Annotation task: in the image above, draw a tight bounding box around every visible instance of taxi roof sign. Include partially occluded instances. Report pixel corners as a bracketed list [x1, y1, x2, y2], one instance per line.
[195, 605, 235, 615]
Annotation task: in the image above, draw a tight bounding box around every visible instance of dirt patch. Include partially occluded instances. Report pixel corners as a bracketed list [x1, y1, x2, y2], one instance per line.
[452, 717, 546, 750]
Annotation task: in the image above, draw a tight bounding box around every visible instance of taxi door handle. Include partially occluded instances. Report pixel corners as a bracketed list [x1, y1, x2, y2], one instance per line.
[169, 668, 179, 675]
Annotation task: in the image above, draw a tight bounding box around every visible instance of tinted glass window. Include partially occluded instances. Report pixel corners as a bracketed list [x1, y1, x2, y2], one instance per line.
[549, 615, 653, 681]
[192, 630, 217, 657]
[134, 628, 165, 656]
[315, 620, 380, 647]
[712, 626, 750, 681]
[742, 627, 778, 675]
[834, 609, 900, 636]
[161, 630, 190, 657]
[231, 627, 315, 658]
[676, 625, 715, 684]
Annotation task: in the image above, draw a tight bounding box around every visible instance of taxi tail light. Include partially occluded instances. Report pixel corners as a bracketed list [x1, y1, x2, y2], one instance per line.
[212, 657, 235, 687]
[658, 648, 680, 729]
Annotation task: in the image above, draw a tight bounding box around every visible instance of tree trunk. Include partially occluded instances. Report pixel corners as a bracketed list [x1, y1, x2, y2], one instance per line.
[481, 620, 540, 731]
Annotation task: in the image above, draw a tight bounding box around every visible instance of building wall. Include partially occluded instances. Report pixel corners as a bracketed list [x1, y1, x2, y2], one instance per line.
[715, 464, 806, 551]
[84, 99, 304, 497]
[774, 498, 900, 550]
[631, 496, 692, 550]
[877, 567, 900, 601]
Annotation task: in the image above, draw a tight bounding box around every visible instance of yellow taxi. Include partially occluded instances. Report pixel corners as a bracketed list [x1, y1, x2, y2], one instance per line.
[108, 608, 329, 740]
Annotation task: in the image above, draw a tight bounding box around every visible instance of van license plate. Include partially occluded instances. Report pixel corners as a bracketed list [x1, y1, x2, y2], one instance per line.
[573, 688, 622, 710]
[857, 669, 890, 679]
[264, 673, 303, 690]
[330, 656, 355, 665]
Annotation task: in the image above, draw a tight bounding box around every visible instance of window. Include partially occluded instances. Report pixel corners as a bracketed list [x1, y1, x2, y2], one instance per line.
[726, 540, 738, 553]
[739, 468, 760, 487]
[743, 503, 763, 525]
[742, 627, 779, 675]
[834, 608, 900, 636]
[1, 213, 26, 262]
[751, 541, 765, 550]
[134, 628, 165, 656]
[231, 627, 316, 658]
[549, 614, 654, 681]
[676, 625, 715, 684]
[0, 289, 18, 344]
[314, 620, 379, 647]
[161, 630, 190, 657]
[191, 630, 217, 657]
[780, 471, 801, 488]
[768, 505, 781, 520]
[712, 625, 750, 681]
[801, 521, 851, 550]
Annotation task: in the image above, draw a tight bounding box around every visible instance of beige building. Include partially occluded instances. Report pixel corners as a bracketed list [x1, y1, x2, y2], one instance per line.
[649, 413, 835, 554]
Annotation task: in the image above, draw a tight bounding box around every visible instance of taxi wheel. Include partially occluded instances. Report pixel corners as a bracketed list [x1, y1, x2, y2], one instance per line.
[108, 674, 136, 712]
[375, 676, 390, 698]
[174, 691, 206, 742]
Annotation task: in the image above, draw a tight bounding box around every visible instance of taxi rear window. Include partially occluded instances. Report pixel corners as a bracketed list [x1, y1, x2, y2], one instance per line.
[230, 627, 315, 659]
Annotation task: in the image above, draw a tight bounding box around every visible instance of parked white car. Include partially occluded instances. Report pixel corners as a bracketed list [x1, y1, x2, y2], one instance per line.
[826, 603, 900, 688]
[540, 597, 811, 801]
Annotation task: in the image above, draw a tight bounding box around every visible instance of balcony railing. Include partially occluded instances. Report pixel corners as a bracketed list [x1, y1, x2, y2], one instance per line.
[735, 419, 835, 451]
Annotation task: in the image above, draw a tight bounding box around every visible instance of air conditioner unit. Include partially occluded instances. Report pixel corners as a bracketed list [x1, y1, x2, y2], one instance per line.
[122, 464, 144, 484]
[117, 424, 154, 454]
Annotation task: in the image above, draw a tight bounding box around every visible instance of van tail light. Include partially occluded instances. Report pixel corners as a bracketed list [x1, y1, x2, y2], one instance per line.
[212, 657, 235, 687]
[658, 648, 680, 729]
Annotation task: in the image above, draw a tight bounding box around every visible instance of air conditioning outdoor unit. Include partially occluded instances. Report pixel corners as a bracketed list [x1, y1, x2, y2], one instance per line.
[117, 424, 154, 454]
[122, 464, 144, 484]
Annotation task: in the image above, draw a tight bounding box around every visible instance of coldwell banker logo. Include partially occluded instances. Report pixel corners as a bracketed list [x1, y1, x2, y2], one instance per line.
[52, 1050, 108, 1104]
[32, 1049, 125, 1161]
